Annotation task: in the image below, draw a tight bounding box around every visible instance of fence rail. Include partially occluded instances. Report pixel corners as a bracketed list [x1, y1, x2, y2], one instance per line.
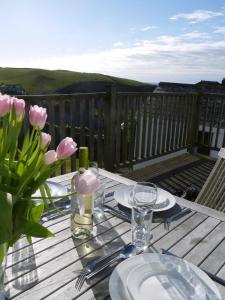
[21, 89, 225, 173]
[198, 94, 225, 152]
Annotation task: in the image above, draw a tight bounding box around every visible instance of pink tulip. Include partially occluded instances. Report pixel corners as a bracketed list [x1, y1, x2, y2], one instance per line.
[43, 150, 57, 165]
[12, 97, 25, 117]
[75, 169, 100, 194]
[41, 132, 51, 149]
[29, 105, 47, 130]
[56, 137, 77, 160]
[0, 94, 12, 117]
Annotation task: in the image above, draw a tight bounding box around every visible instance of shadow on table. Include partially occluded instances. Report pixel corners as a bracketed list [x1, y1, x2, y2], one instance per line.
[72, 214, 131, 299]
[10, 239, 39, 292]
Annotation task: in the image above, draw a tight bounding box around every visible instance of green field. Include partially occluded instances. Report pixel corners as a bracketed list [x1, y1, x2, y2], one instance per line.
[0, 67, 155, 94]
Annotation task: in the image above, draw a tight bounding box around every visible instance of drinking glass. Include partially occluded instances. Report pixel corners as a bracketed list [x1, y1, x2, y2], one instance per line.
[89, 162, 104, 218]
[129, 182, 157, 251]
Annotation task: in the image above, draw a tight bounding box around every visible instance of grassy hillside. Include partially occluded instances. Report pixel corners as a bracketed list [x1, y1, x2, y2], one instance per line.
[0, 67, 156, 94]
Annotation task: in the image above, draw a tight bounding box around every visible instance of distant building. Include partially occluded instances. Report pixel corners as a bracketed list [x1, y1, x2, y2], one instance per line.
[0, 83, 26, 95]
[154, 82, 196, 93]
[154, 78, 225, 94]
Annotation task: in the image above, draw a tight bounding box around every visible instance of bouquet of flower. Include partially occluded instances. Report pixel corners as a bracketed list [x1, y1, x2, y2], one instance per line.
[0, 94, 77, 263]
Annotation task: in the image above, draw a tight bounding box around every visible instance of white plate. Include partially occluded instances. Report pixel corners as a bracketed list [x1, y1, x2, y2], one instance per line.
[114, 186, 176, 212]
[109, 253, 221, 300]
[32, 181, 68, 202]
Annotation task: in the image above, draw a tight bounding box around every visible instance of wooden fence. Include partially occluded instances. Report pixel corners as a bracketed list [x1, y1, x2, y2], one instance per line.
[21, 88, 224, 173]
[198, 94, 225, 152]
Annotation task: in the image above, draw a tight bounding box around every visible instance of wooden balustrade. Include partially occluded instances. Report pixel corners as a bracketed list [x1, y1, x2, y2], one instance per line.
[20, 88, 224, 173]
[198, 94, 225, 153]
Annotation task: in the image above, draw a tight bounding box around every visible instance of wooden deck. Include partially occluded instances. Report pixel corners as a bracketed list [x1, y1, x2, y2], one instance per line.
[122, 153, 215, 199]
[5, 169, 225, 299]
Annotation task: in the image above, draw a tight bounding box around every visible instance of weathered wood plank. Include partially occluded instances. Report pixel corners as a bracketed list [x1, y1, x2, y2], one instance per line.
[135, 95, 142, 160]
[200, 240, 225, 274]
[128, 95, 137, 162]
[8, 221, 131, 299]
[169, 217, 220, 257]
[88, 96, 95, 162]
[59, 98, 67, 174]
[153, 213, 207, 250]
[141, 95, 148, 159]
[146, 95, 153, 157]
[184, 221, 225, 265]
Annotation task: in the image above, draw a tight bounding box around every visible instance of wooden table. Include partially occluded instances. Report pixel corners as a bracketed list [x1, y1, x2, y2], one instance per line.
[6, 169, 225, 299]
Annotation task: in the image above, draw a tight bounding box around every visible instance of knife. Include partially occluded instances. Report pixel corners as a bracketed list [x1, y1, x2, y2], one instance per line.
[163, 208, 192, 230]
[103, 204, 131, 223]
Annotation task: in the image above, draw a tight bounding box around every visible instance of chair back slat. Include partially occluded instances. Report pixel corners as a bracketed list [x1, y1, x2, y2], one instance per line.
[196, 149, 225, 211]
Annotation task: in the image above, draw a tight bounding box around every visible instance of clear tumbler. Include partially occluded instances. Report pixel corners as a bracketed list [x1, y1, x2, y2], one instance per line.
[129, 182, 157, 251]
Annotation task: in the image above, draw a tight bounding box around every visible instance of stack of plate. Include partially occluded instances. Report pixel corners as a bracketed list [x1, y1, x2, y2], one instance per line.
[109, 253, 221, 300]
[114, 186, 176, 212]
[32, 181, 68, 204]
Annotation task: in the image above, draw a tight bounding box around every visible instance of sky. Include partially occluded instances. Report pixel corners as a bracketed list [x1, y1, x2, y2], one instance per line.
[1, 0, 225, 84]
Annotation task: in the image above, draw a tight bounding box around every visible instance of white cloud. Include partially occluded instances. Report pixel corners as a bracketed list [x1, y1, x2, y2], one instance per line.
[170, 9, 224, 24]
[113, 42, 124, 47]
[180, 31, 209, 39]
[2, 32, 225, 83]
[214, 26, 225, 34]
[140, 26, 158, 31]
[130, 25, 158, 33]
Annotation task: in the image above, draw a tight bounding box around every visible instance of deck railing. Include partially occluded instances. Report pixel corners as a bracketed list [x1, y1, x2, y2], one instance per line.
[21, 88, 224, 173]
[198, 94, 225, 153]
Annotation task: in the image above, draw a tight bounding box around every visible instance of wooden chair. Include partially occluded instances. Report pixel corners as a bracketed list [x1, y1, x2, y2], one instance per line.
[195, 148, 225, 211]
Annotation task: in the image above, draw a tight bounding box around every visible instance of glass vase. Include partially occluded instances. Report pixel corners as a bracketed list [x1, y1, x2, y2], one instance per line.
[0, 243, 8, 300]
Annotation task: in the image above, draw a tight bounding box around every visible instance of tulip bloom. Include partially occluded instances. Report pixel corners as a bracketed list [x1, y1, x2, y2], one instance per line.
[56, 137, 77, 160]
[75, 169, 100, 194]
[12, 97, 25, 117]
[0, 94, 12, 117]
[43, 150, 57, 165]
[29, 105, 47, 130]
[41, 132, 51, 149]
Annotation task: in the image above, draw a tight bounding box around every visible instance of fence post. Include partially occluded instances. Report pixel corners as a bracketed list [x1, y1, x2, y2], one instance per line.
[189, 93, 201, 154]
[104, 85, 117, 171]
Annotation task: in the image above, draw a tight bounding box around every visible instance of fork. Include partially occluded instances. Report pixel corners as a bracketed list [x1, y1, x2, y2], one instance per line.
[75, 243, 130, 290]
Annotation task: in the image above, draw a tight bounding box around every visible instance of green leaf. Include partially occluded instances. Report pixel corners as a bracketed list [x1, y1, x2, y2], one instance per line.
[29, 203, 44, 223]
[39, 184, 48, 208]
[0, 243, 7, 265]
[0, 191, 13, 244]
[0, 163, 9, 177]
[11, 199, 30, 245]
[23, 220, 54, 238]
[0, 183, 17, 195]
[26, 236, 32, 244]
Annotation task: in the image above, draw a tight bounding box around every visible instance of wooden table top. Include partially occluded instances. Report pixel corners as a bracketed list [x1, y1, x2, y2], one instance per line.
[6, 169, 225, 300]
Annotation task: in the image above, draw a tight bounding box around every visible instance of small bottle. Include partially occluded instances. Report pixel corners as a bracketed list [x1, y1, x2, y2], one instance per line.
[71, 147, 94, 239]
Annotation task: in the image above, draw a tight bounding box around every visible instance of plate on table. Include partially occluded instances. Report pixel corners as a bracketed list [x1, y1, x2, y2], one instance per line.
[32, 181, 68, 203]
[109, 253, 221, 300]
[114, 186, 176, 212]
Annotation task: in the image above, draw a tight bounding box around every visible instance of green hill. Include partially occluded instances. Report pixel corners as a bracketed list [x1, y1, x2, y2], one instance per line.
[0, 67, 156, 94]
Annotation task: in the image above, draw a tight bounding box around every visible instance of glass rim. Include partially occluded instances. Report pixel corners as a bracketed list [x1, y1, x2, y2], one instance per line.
[132, 182, 157, 207]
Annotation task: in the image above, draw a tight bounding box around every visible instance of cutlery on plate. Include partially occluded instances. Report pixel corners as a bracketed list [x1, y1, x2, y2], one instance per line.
[162, 249, 225, 287]
[164, 208, 192, 231]
[103, 204, 131, 223]
[75, 243, 136, 291]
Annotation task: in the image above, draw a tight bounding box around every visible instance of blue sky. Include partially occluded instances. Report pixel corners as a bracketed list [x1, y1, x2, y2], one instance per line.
[1, 0, 225, 83]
